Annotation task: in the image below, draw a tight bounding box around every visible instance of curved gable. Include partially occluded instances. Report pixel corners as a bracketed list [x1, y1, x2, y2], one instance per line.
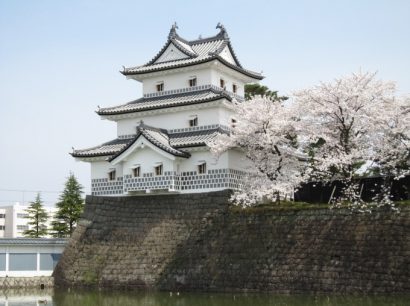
[155, 42, 191, 63]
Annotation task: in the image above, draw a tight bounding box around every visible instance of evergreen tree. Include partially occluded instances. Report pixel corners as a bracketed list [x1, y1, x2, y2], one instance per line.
[52, 173, 84, 237]
[23, 193, 48, 238]
[245, 83, 288, 102]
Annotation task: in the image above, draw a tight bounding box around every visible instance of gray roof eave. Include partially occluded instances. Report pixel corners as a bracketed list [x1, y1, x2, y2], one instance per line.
[121, 57, 263, 80]
[0, 238, 68, 245]
[96, 93, 231, 116]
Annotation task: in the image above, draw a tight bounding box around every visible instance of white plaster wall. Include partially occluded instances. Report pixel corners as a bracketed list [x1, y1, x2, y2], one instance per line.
[143, 68, 212, 95]
[210, 68, 245, 97]
[142, 66, 246, 97]
[178, 150, 229, 173]
[122, 147, 176, 176]
[117, 106, 232, 136]
[91, 161, 123, 180]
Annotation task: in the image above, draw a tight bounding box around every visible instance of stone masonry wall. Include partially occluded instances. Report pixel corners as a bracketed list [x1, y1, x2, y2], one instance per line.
[0, 276, 53, 289]
[53, 191, 410, 293]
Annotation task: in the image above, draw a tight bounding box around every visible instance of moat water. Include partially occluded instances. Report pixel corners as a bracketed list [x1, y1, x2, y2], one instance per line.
[0, 289, 409, 305]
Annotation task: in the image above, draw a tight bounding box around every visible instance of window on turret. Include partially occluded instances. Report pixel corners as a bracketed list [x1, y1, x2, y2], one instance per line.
[198, 162, 207, 174]
[220, 78, 225, 89]
[232, 84, 237, 93]
[132, 166, 140, 177]
[189, 115, 198, 127]
[156, 82, 164, 92]
[108, 169, 116, 181]
[155, 164, 163, 176]
[231, 118, 237, 128]
[189, 77, 197, 87]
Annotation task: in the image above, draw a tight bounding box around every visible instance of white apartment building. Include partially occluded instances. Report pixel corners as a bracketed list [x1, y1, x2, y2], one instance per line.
[0, 203, 58, 238]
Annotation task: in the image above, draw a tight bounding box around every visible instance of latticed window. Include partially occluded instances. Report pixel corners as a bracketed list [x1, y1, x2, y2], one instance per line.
[232, 84, 237, 93]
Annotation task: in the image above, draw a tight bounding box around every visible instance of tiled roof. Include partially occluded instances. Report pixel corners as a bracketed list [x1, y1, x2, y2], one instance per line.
[0, 238, 68, 245]
[121, 24, 263, 80]
[71, 138, 131, 158]
[97, 87, 231, 116]
[170, 128, 227, 148]
[109, 125, 191, 161]
[71, 124, 228, 159]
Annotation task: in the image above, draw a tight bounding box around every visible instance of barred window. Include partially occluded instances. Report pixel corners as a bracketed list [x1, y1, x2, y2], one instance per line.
[108, 169, 116, 181]
[232, 84, 237, 93]
[198, 163, 207, 174]
[156, 82, 164, 92]
[132, 166, 140, 177]
[189, 115, 198, 127]
[155, 164, 163, 176]
[189, 77, 197, 87]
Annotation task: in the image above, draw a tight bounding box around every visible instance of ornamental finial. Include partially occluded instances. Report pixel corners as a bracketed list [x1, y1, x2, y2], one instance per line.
[169, 22, 178, 39]
[216, 22, 229, 39]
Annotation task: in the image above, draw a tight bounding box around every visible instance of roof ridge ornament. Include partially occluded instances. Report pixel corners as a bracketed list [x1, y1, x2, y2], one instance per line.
[216, 22, 229, 40]
[168, 22, 178, 39]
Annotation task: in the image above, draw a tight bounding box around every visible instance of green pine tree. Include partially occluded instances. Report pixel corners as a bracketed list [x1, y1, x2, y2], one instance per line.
[23, 193, 48, 238]
[52, 173, 84, 237]
[245, 83, 288, 102]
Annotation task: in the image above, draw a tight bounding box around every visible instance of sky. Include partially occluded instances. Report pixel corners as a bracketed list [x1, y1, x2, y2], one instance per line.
[0, 0, 409, 206]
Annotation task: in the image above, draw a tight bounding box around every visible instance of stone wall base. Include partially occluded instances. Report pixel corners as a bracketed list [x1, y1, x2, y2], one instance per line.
[0, 276, 53, 289]
[53, 191, 410, 294]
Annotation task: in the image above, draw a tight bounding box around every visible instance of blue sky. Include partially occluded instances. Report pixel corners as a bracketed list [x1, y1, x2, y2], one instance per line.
[1, 0, 409, 205]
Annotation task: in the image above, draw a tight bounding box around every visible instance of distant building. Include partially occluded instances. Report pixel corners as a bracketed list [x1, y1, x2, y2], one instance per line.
[72, 23, 263, 196]
[0, 203, 58, 238]
[0, 238, 66, 277]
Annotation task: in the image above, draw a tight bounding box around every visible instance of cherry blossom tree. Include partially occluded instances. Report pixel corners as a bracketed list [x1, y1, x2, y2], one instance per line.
[294, 71, 408, 209]
[208, 96, 307, 206]
[210, 71, 409, 210]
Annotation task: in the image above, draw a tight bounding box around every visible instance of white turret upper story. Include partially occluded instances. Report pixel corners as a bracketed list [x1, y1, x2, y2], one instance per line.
[72, 23, 263, 195]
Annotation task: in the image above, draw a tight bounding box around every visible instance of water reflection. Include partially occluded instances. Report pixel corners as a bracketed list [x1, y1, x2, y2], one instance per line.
[0, 288, 52, 306]
[0, 289, 409, 306]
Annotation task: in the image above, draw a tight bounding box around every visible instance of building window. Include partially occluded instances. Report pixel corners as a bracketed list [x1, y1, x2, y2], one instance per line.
[132, 166, 140, 177]
[220, 78, 225, 89]
[231, 118, 237, 128]
[0, 226, 5, 230]
[156, 82, 164, 92]
[17, 213, 28, 219]
[232, 84, 237, 93]
[189, 115, 198, 127]
[9, 253, 37, 271]
[108, 169, 116, 181]
[155, 164, 163, 176]
[198, 163, 207, 174]
[17, 225, 28, 231]
[0, 214, 5, 218]
[189, 77, 197, 87]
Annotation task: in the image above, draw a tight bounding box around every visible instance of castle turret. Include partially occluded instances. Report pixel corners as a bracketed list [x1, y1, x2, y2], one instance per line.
[72, 23, 263, 195]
